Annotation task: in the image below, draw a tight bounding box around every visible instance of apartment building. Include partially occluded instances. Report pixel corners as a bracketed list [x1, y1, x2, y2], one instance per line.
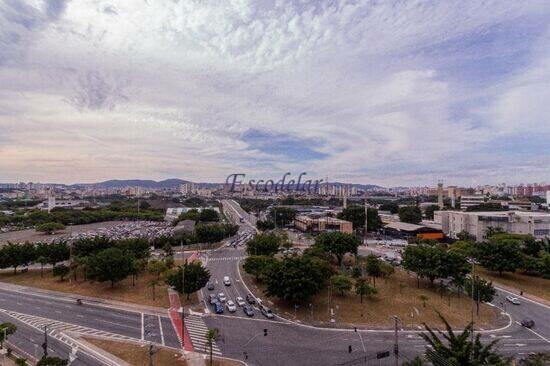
[435, 210, 550, 241]
[460, 195, 486, 210]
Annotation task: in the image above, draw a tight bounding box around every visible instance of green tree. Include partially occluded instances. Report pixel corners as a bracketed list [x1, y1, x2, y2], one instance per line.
[35, 222, 65, 235]
[256, 220, 275, 231]
[36, 356, 69, 366]
[477, 237, 523, 275]
[330, 274, 352, 296]
[205, 328, 220, 366]
[167, 261, 210, 299]
[0, 322, 16, 349]
[314, 232, 360, 266]
[147, 260, 168, 280]
[519, 353, 550, 366]
[52, 264, 70, 281]
[199, 209, 219, 222]
[243, 255, 277, 281]
[269, 207, 297, 227]
[148, 278, 160, 301]
[36, 256, 48, 278]
[86, 248, 135, 287]
[264, 256, 325, 304]
[15, 358, 28, 366]
[246, 232, 282, 256]
[337, 205, 382, 232]
[464, 276, 496, 315]
[380, 261, 395, 282]
[402, 356, 424, 366]
[398, 206, 422, 224]
[379, 202, 399, 214]
[424, 205, 440, 220]
[355, 277, 377, 303]
[421, 313, 511, 366]
[365, 254, 382, 287]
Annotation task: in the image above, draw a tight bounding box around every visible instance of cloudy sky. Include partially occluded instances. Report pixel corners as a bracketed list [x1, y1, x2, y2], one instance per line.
[1, 0, 550, 186]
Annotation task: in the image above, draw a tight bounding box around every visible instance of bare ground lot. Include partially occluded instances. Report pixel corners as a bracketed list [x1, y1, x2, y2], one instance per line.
[242, 267, 503, 330]
[477, 267, 550, 303]
[84, 337, 239, 366]
[0, 220, 134, 245]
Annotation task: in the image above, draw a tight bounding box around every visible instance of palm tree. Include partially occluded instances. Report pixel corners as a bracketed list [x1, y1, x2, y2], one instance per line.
[403, 356, 424, 366]
[148, 279, 160, 301]
[421, 313, 511, 366]
[205, 328, 219, 366]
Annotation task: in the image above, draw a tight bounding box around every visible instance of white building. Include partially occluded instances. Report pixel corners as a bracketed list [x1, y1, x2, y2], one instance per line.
[460, 195, 485, 210]
[164, 206, 220, 222]
[435, 210, 550, 241]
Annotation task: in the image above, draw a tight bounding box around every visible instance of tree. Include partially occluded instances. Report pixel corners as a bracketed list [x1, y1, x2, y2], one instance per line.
[421, 313, 511, 366]
[199, 209, 219, 222]
[36, 256, 48, 278]
[0, 322, 16, 349]
[264, 256, 325, 304]
[403, 245, 469, 287]
[0, 242, 34, 274]
[256, 220, 275, 231]
[337, 205, 382, 232]
[365, 254, 382, 287]
[86, 248, 135, 288]
[147, 260, 168, 280]
[464, 276, 496, 315]
[403, 356, 424, 366]
[15, 359, 28, 366]
[39, 241, 70, 266]
[398, 206, 422, 224]
[36, 357, 69, 366]
[379, 202, 399, 214]
[163, 242, 174, 258]
[205, 328, 220, 366]
[351, 266, 362, 279]
[314, 232, 360, 266]
[424, 205, 440, 220]
[379, 261, 395, 282]
[246, 232, 282, 256]
[419, 295, 429, 308]
[477, 237, 523, 275]
[36, 222, 65, 235]
[355, 277, 377, 303]
[243, 255, 277, 281]
[148, 279, 160, 301]
[330, 274, 352, 296]
[52, 264, 70, 281]
[167, 261, 210, 299]
[269, 207, 297, 227]
[519, 353, 550, 366]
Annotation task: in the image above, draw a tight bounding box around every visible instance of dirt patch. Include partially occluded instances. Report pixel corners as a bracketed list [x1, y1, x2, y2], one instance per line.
[241, 266, 503, 330]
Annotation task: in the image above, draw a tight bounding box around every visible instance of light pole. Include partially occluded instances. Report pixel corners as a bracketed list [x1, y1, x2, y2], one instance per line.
[178, 306, 185, 349]
[42, 325, 49, 358]
[392, 316, 399, 366]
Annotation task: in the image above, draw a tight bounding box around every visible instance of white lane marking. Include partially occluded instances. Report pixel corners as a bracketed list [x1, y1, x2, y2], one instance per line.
[141, 313, 145, 340]
[515, 321, 550, 343]
[158, 315, 165, 346]
[497, 287, 550, 310]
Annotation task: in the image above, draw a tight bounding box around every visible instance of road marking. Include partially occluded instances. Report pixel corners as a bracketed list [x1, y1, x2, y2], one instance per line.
[158, 315, 165, 346]
[497, 287, 550, 310]
[141, 313, 145, 340]
[515, 321, 550, 343]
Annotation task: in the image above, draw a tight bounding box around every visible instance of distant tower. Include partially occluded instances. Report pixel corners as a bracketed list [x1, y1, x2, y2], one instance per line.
[364, 191, 368, 244]
[47, 193, 56, 213]
[437, 181, 444, 209]
[343, 185, 348, 209]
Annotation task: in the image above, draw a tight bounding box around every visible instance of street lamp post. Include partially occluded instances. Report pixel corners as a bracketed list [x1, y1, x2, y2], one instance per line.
[179, 306, 185, 349]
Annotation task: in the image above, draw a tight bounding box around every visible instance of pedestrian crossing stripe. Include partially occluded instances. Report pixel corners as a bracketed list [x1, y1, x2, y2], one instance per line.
[208, 256, 245, 261]
[185, 314, 222, 355]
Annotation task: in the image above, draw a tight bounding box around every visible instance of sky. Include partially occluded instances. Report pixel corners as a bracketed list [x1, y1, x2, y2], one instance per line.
[1, 0, 550, 187]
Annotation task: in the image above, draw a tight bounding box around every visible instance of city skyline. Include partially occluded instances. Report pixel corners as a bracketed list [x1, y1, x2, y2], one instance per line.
[1, 1, 550, 186]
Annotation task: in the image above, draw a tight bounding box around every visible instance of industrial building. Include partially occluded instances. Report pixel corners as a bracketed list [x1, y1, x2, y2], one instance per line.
[294, 215, 353, 234]
[435, 210, 550, 241]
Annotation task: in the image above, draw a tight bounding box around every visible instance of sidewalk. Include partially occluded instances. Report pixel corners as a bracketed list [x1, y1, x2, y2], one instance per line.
[168, 288, 194, 353]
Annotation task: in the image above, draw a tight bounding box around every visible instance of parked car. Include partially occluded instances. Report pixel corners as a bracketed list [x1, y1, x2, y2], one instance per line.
[207, 282, 215, 291]
[218, 293, 227, 303]
[246, 293, 256, 304]
[209, 294, 218, 304]
[259, 304, 274, 319]
[226, 300, 237, 312]
[521, 318, 535, 328]
[223, 276, 231, 286]
[243, 305, 254, 317]
[235, 296, 246, 307]
[213, 302, 224, 314]
[506, 296, 521, 305]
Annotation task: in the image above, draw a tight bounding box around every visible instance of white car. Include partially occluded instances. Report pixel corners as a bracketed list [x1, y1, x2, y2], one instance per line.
[218, 293, 227, 303]
[506, 296, 521, 305]
[223, 276, 231, 286]
[226, 300, 237, 312]
[235, 296, 246, 307]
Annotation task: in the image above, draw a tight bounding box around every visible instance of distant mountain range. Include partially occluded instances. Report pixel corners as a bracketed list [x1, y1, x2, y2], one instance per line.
[71, 179, 193, 189]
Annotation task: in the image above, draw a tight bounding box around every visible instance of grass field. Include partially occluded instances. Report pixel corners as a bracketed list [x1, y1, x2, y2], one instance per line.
[477, 267, 550, 302]
[242, 267, 502, 329]
[84, 338, 238, 366]
[0, 268, 176, 308]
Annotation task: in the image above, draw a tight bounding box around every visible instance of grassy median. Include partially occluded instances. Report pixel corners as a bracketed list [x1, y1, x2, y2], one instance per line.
[0, 268, 176, 308]
[477, 267, 550, 303]
[242, 266, 502, 329]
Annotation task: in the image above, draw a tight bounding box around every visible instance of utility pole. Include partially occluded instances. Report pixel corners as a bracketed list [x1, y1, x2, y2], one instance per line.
[181, 260, 186, 348]
[148, 343, 156, 366]
[471, 259, 475, 345]
[42, 325, 48, 357]
[393, 316, 399, 366]
[364, 191, 368, 245]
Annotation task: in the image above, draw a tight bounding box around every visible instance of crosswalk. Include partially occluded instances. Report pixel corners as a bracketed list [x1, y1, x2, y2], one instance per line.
[185, 314, 222, 356]
[208, 256, 245, 262]
[0, 308, 137, 347]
